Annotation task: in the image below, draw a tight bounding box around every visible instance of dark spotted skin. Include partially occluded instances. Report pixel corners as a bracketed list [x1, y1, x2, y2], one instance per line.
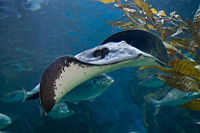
[40, 56, 72, 114]
[40, 56, 100, 114]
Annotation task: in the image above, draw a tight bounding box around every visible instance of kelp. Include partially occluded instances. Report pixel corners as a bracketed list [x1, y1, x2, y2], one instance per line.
[140, 65, 176, 74]
[151, 8, 157, 15]
[98, 0, 200, 112]
[193, 5, 200, 28]
[140, 59, 200, 92]
[162, 41, 182, 56]
[187, 18, 200, 48]
[170, 37, 198, 53]
[162, 25, 183, 40]
[170, 37, 200, 62]
[97, 0, 116, 3]
[181, 98, 200, 111]
[168, 59, 200, 80]
[141, 59, 200, 80]
[157, 10, 166, 17]
[133, 0, 154, 23]
[105, 0, 189, 41]
[156, 74, 200, 92]
[123, 8, 146, 23]
[106, 21, 138, 30]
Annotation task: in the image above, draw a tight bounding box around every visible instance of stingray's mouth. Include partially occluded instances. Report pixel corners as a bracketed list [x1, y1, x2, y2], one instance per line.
[39, 30, 168, 114]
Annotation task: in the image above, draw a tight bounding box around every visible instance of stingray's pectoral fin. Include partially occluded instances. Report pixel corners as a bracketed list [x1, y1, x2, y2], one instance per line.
[39, 56, 77, 114]
[39, 56, 99, 114]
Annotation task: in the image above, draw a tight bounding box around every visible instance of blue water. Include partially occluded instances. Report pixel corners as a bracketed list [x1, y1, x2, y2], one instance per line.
[0, 0, 200, 133]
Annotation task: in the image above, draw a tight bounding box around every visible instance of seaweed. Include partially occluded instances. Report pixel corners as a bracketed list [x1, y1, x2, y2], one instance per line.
[97, 0, 200, 112]
[181, 98, 200, 111]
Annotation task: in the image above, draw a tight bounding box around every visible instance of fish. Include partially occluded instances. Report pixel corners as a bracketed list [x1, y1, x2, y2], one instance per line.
[0, 5, 11, 19]
[1, 84, 40, 102]
[0, 131, 11, 133]
[147, 89, 200, 116]
[25, 74, 114, 102]
[39, 30, 168, 114]
[0, 89, 26, 102]
[195, 121, 200, 125]
[11, 62, 33, 72]
[23, 0, 49, 11]
[48, 102, 74, 119]
[63, 74, 114, 102]
[0, 12, 9, 20]
[0, 3, 22, 19]
[24, 84, 40, 101]
[0, 113, 12, 129]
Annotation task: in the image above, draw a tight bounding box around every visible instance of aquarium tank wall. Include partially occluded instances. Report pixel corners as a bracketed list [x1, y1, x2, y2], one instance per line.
[0, 0, 200, 133]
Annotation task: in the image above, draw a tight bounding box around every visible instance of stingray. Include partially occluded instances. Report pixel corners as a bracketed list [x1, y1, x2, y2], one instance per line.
[39, 30, 168, 114]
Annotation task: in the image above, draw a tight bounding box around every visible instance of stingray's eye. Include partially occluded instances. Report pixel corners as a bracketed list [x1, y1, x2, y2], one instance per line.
[93, 47, 110, 59]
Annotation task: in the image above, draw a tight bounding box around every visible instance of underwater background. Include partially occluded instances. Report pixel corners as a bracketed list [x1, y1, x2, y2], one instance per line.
[0, 0, 200, 133]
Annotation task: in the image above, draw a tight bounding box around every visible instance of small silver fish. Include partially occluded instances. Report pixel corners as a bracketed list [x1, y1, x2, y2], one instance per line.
[27, 84, 40, 95]
[0, 131, 11, 133]
[12, 62, 32, 72]
[0, 5, 11, 20]
[48, 102, 74, 119]
[0, 113, 12, 129]
[1, 89, 26, 102]
[23, 0, 49, 11]
[63, 74, 114, 102]
[1, 84, 40, 102]
[24, 84, 40, 101]
[147, 89, 200, 115]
